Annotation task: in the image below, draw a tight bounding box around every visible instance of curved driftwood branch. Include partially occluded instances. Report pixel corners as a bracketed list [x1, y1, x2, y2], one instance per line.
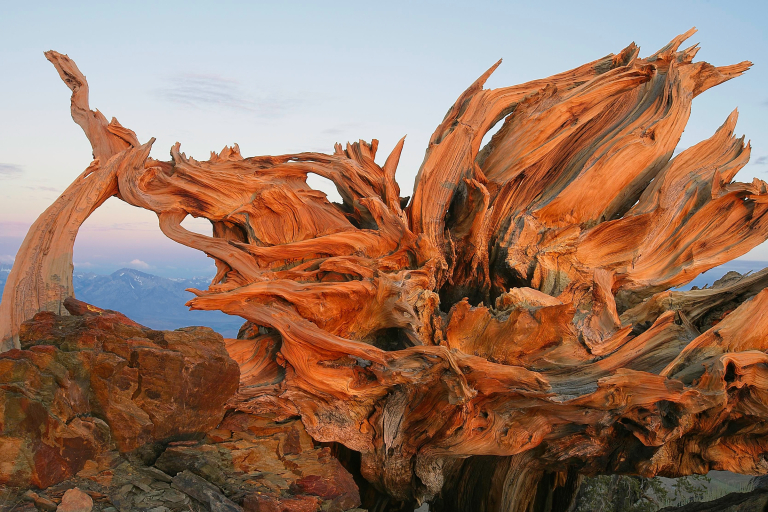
[4, 30, 768, 510]
[0, 54, 143, 347]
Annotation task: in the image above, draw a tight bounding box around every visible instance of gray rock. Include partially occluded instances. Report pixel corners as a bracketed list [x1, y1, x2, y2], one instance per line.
[171, 471, 242, 512]
[172, 470, 221, 499]
[208, 492, 245, 512]
[160, 489, 187, 503]
[135, 481, 153, 492]
[155, 445, 228, 487]
[108, 486, 135, 512]
[142, 466, 174, 483]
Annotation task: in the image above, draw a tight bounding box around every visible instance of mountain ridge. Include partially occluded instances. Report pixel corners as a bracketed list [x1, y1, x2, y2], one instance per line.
[0, 266, 243, 337]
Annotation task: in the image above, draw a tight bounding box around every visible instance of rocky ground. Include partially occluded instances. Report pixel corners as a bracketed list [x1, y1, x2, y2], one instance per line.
[657, 489, 768, 512]
[0, 299, 361, 512]
[1, 411, 361, 511]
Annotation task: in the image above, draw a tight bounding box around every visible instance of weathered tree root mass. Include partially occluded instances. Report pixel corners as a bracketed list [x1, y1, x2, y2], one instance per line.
[3, 29, 768, 511]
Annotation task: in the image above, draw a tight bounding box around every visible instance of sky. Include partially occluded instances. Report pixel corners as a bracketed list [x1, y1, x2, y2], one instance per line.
[1, 0, 768, 278]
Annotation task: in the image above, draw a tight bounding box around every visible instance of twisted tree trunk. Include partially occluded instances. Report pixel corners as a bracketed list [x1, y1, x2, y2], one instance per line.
[4, 29, 768, 511]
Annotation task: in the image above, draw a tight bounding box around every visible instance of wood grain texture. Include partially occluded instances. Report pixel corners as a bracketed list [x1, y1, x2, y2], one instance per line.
[0, 52, 143, 347]
[3, 30, 768, 510]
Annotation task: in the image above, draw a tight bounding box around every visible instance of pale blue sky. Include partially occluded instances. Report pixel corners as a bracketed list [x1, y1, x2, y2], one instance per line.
[1, 0, 767, 277]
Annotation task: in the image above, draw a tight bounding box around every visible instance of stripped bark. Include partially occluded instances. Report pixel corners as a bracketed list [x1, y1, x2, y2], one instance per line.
[0, 52, 140, 347]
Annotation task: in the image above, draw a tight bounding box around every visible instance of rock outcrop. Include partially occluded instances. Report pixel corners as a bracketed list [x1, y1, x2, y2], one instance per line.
[1, 412, 361, 511]
[658, 490, 768, 512]
[0, 298, 239, 489]
[0, 300, 362, 511]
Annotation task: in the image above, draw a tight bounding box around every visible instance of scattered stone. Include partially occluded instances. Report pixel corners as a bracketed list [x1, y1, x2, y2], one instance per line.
[58, 487, 94, 512]
[154, 443, 228, 486]
[134, 480, 153, 492]
[171, 470, 243, 511]
[142, 466, 174, 483]
[161, 488, 188, 503]
[23, 490, 58, 511]
[172, 469, 221, 498]
[209, 491, 247, 512]
[9, 503, 37, 512]
[108, 486, 134, 512]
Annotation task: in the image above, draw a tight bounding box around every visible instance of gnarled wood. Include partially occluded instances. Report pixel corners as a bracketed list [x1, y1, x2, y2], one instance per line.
[3, 29, 768, 510]
[0, 51, 141, 348]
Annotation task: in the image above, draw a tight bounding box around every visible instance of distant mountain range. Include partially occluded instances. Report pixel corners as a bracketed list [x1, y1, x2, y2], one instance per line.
[682, 260, 768, 290]
[0, 267, 243, 338]
[2, 260, 768, 339]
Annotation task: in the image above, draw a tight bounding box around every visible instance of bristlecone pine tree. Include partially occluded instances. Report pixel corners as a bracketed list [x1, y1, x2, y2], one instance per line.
[2, 29, 768, 512]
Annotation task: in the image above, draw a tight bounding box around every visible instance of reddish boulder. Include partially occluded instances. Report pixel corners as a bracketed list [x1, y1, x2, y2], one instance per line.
[291, 466, 360, 509]
[0, 298, 239, 488]
[0, 345, 112, 488]
[57, 487, 94, 512]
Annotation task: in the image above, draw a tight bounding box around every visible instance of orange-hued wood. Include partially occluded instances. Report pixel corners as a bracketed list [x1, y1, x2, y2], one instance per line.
[3, 30, 768, 511]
